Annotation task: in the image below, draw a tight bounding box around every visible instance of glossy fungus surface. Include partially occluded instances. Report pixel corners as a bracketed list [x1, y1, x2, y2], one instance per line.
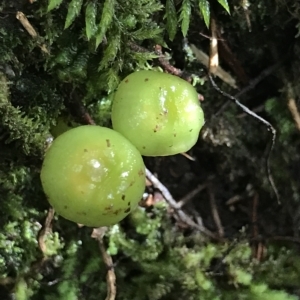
[41, 125, 146, 227]
[111, 70, 205, 156]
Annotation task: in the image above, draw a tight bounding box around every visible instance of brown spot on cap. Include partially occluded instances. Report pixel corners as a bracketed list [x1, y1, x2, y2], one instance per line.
[77, 211, 87, 216]
[144, 78, 149, 82]
[84, 149, 88, 152]
[174, 133, 176, 137]
[105, 204, 113, 211]
[122, 194, 126, 201]
[153, 124, 159, 133]
[113, 209, 122, 215]
[138, 169, 144, 176]
[124, 208, 130, 213]
[189, 129, 193, 132]
[125, 79, 129, 83]
[106, 139, 111, 147]
[127, 201, 130, 206]
[64, 205, 68, 209]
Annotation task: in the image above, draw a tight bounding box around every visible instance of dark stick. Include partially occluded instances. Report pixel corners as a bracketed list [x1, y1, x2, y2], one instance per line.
[145, 168, 220, 240]
[215, 60, 285, 116]
[207, 73, 280, 203]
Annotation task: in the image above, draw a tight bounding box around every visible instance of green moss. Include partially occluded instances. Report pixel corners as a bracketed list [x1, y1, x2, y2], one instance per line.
[0, 0, 300, 299]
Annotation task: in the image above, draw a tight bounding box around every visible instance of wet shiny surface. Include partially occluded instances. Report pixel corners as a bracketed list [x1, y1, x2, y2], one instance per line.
[41, 126, 146, 227]
[112, 70, 205, 156]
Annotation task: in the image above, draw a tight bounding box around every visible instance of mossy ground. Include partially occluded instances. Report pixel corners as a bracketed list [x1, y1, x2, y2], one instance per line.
[0, 0, 300, 299]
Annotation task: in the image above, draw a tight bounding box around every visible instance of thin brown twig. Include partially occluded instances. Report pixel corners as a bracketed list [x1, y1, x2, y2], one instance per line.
[252, 193, 258, 238]
[208, 74, 280, 204]
[180, 152, 196, 161]
[16, 11, 37, 38]
[127, 41, 149, 53]
[146, 168, 220, 240]
[38, 208, 55, 255]
[91, 227, 116, 300]
[241, 0, 252, 31]
[28, 208, 55, 277]
[154, 45, 183, 77]
[146, 169, 182, 210]
[209, 17, 218, 74]
[286, 84, 300, 132]
[194, 211, 204, 228]
[256, 243, 266, 261]
[225, 195, 241, 206]
[16, 11, 49, 54]
[177, 184, 207, 208]
[68, 86, 96, 125]
[217, 31, 249, 85]
[208, 185, 224, 238]
[251, 193, 259, 258]
[128, 42, 201, 91]
[215, 59, 286, 116]
[190, 44, 237, 88]
[250, 193, 266, 261]
[82, 110, 96, 125]
[199, 32, 225, 41]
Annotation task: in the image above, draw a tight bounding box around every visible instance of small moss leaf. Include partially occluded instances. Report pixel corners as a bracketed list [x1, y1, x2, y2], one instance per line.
[165, 0, 178, 41]
[64, 0, 83, 29]
[95, 0, 115, 49]
[217, 0, 230, 14]
[47, 0, 63, 12]
[85, 1, 97, 40]
[198, 0, 210, 28]
[179, 0, 191, 37]
[98, 31, 121, 71]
